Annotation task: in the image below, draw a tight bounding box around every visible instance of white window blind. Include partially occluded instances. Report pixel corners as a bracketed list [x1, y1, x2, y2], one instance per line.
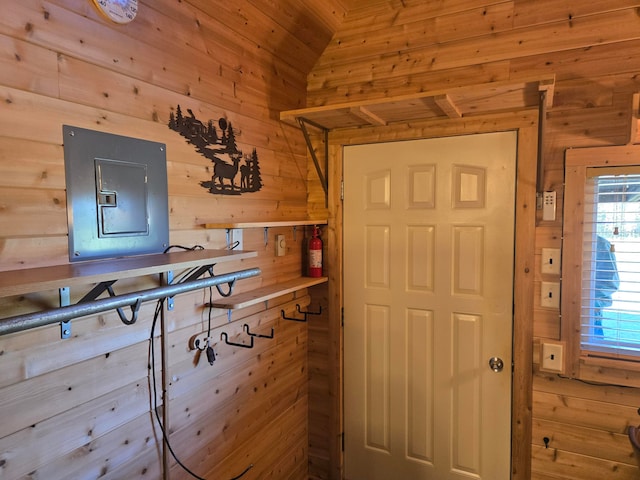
[581, 170, 640, 357]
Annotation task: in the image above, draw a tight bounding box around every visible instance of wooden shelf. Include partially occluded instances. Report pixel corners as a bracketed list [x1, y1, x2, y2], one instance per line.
[0, 249, 257, 298]
[280, 75, 555, 130]
[201, 220, 327, 229]
[210, 276, 328, 309]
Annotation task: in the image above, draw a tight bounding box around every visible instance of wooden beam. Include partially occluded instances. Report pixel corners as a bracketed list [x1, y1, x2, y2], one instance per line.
[348, 106, 387, 126]
[628, 92, 640, 145]
[433, 93, 462, 118]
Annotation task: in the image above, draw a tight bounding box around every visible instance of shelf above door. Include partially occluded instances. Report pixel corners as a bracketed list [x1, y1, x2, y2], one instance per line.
[280, 75, 555, 130]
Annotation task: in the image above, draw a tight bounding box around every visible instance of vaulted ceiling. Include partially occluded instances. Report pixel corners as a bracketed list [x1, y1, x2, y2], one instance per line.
[228, 0, 395, 79]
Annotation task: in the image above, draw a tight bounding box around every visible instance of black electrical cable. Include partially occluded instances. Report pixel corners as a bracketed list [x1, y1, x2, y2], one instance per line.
[147, 246, 254, 480]
[204, 283, 215, 364]
[164, 244, 205, 253]
[149, 298, 207, 480]
[556, 372, 636, 388]
[164, 245, 207, 285]
[229, 464, 254, 480]
[163, 246, 235, 297]
[149, 299, 253, 480]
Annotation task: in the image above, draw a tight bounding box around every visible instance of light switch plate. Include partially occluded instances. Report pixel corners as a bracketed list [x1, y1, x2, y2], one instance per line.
[540, 281, 560, 308]
[541, 248, 561, 275]
[540, 341, 564, 373]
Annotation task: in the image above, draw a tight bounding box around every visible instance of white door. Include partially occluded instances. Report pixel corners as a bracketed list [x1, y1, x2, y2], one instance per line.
[343, 131, 517, 480]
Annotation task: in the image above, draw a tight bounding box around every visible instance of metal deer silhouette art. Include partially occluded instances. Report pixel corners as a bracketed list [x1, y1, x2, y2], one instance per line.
[168, 106, 263, 195]
[213, 154, 241, 190]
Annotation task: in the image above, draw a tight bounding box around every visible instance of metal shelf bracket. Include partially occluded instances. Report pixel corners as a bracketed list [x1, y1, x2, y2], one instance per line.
[298, 117, 328, 207]
[59, 287, 71, 339]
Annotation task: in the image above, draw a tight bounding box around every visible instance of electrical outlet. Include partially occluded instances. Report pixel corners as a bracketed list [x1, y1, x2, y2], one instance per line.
[541, 248, 561, 275]
[540, 281, 560, 308]
[540, 342, 564, 373]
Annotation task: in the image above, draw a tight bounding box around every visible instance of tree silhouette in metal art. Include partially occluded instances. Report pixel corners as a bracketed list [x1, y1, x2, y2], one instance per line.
[168, 105, 263, 195]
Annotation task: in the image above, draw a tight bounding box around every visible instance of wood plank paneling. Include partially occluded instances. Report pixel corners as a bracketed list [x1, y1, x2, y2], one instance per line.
[532, 445, 638, 480]
[0, 237, 69, 270]
[0, 188, 66, 236]
[0, 0, 330, 478]
[512, 0, 640, 27]
[0, 302, 159, 389]
[533, 418, 636, 465]
[0, 340, 152, 439]
[24, 412, 160, 479]
[0, 136, 65, 189]
[311, 7, 640, 89]
[511, 39, 640, 82]
[327, 1, 515, 56]
[0, 33, 59, 97]
[0, 380, 151, 479]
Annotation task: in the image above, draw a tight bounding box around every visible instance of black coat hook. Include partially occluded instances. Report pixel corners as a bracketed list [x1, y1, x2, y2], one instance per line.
[221, 331, 254, 348]
[116, 297, 142, 325]
[296, 303, 322, 316]
[281, 309, 306, 322]
[104, 284, 142, 325]
[281, 304, 321, 322]
[243, 323, 274, 339]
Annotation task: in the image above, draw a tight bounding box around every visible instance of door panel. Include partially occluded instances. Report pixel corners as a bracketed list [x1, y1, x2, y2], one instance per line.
[343, 132, 517, 480]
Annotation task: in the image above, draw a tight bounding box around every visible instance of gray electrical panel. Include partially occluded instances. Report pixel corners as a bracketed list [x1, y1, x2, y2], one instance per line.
[63, 125, 169, 262]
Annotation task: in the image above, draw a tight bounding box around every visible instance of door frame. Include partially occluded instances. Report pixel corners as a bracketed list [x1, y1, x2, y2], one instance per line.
[323, 111, 538, 480]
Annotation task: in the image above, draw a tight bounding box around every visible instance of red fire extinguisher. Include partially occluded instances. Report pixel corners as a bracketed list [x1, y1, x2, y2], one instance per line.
[308, 225, 323, 277]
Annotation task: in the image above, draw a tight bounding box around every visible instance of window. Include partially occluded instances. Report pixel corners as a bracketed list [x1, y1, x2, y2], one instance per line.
[562, 146, 640, 386]
[581, 171, 640, 354]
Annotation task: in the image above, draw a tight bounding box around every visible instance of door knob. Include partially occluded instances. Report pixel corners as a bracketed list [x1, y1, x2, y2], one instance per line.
[488, 357, 504, 372]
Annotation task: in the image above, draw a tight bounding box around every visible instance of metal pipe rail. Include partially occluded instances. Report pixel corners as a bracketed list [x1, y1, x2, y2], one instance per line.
[0, 267, 261, 336]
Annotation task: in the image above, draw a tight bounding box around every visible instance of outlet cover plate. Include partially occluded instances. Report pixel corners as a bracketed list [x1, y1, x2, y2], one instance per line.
[540, 342, 564, 373]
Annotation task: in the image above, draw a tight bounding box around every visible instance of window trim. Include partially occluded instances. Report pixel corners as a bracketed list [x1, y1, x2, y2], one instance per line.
[562, 144, 640, 387]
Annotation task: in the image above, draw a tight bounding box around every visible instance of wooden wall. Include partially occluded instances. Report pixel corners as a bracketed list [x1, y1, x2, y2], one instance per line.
[0, 1, 346, 479]
[307, 1, 640, 479]
[5, 1, 640, 479]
